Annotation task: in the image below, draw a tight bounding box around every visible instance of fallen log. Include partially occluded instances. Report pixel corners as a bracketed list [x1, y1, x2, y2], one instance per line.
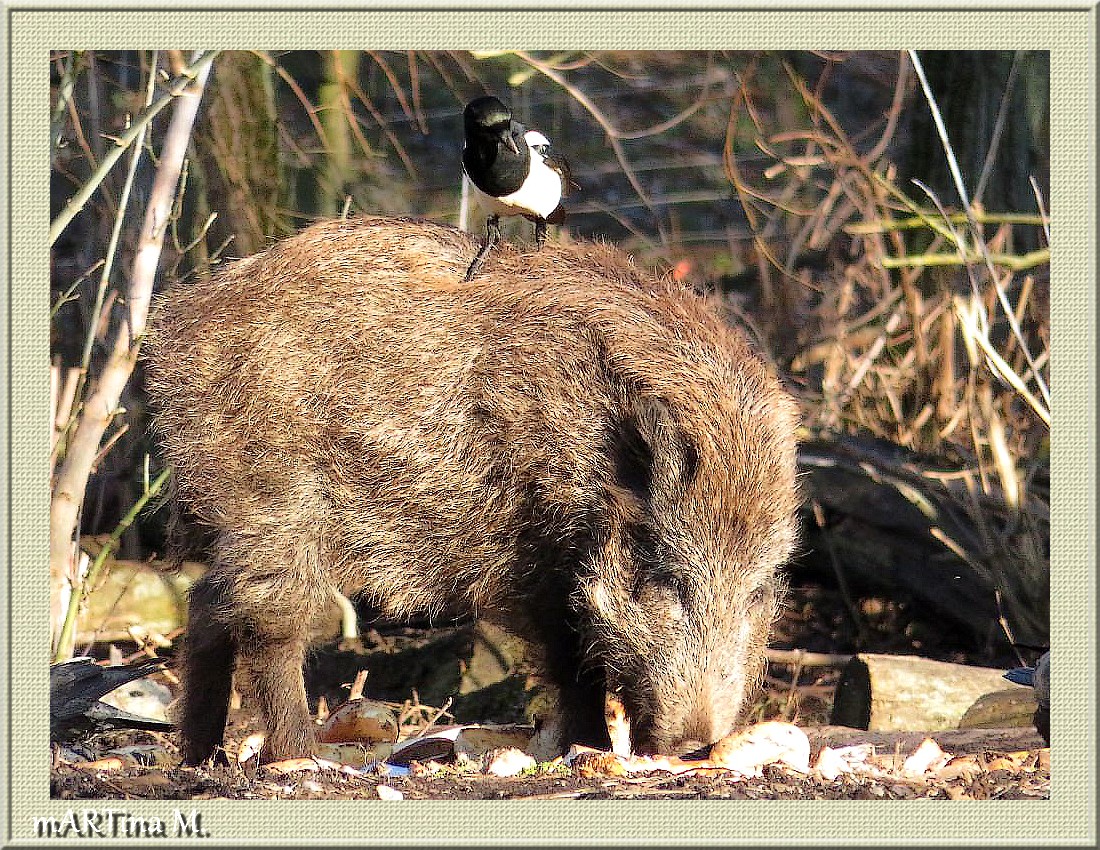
[830, 653, 1037, 732]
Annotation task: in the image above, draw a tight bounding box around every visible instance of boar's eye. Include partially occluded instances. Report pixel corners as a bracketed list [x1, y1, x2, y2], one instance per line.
[647, 578, 689, 624]
[745, 584, 772, 610]
[633, 567, 689, 616]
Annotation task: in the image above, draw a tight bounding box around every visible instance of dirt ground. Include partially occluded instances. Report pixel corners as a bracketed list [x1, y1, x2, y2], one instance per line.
[51, 725, 1048, 801]
[50, 578, 1050, 801]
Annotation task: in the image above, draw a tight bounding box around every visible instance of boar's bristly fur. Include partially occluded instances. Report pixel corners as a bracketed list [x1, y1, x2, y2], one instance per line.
[143, 215, 800, 764]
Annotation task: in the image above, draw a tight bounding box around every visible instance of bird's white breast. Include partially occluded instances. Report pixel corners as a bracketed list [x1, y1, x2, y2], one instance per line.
[468, 152, 563, 221]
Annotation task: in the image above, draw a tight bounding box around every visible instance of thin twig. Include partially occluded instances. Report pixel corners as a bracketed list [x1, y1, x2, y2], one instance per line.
[973, 51, 1023, 207]
[413, 697, 454, 739]
[50, 51, 219, 247]
[1029, 176, 1051, 246]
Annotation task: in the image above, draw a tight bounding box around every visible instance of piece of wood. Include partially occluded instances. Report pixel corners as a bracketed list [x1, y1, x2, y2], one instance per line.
[806, 724, 1046, 756]
[830, 653, 1036, 732]
[958, 688, 1039, 730]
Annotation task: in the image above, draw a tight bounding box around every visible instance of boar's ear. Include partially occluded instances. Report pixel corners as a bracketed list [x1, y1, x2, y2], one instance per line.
[609, 414, 655, 506]
[609, 397, 699, 503]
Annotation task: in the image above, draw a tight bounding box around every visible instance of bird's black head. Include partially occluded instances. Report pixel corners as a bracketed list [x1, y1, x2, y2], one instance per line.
[464, 95, 520, 155]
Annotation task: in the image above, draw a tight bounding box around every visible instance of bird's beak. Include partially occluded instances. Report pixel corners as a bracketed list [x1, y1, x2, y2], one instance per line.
[501, 130, 519, 156]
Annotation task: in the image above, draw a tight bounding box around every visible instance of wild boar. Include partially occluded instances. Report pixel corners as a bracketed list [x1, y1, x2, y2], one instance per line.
[143, 215, 800, 764]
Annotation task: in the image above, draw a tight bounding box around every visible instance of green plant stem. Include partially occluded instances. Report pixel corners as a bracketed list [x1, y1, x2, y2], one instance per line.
[846, 211, 1046, 235]
[49, 50, 219, 247]
[882, 248, 1049, 271]
[52, 466, 172, 663]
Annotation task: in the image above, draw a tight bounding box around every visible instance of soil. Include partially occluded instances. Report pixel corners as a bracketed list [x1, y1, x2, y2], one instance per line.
[50, 575, 1050, 801]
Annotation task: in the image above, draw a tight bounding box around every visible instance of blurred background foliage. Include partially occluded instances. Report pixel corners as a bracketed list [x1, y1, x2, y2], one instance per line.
[49, 50, 1049, 674]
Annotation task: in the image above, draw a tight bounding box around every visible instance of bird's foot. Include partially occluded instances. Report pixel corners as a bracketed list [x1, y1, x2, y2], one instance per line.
[464, 243, 493, 281]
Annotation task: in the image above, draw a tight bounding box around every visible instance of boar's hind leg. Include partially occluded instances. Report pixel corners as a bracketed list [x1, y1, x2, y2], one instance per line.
[236, 619, 316, 763]
[180, 572, 237, 765]
[225, 569, 325, 763]
[229, 542, 331, 762]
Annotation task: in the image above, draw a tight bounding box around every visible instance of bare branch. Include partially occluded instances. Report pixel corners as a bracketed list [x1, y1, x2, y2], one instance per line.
[50, 52, 214, 657]
[49, 51, 219, 247]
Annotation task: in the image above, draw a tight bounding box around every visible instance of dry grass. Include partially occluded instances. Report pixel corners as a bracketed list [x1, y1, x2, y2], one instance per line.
[719, 53, 1049, 650]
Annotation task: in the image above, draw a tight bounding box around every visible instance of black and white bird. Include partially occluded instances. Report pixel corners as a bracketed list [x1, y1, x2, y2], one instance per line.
[50, 656, 174, 744]
[1004, 650, 1050, 745]
[461, 95, 571, 280]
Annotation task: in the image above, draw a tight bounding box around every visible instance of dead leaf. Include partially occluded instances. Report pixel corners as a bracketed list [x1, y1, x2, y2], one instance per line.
[237, 733, 265, 764]
[572, 750, 627, 778]
[814, 744, 875, 780]
[71, 758, 124, 772]
[316, 741, 393, 767]
[938, 754, 981, 782]
[376, 784, 404, 800]
[901, 738, 952, 777]
[710, 722, 811, 775]
[485, 747, 537, 777]
[107, 745, 174, 768]
[264, 758, 321, 775]
[944, 784, 973, 800]
[454, 724, 536, 758]
[618, 754, 686, 774]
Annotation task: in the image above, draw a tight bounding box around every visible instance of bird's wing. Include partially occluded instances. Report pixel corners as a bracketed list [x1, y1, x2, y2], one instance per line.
[49, 657, 103, 693]
[84, 701, 175, 731]
[51, 657, 167, 704]
[541, 150, 576, 195]
[52, 700, 174, 743]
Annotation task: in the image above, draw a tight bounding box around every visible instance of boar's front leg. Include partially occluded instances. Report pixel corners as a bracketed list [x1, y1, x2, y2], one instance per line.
[545, 653, 612, 753]
[528, 600, 613, 752]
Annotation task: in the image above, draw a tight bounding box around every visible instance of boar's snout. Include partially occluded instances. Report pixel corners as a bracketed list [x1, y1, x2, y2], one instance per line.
[592, 567, 783, 757]
[626, 669, 753, 756]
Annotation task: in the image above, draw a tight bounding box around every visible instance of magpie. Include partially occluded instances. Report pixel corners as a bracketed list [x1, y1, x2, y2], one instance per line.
[1003, 650, 1050, 745]
[461, 95, 571, 280]
[50, 656, 174, 744]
